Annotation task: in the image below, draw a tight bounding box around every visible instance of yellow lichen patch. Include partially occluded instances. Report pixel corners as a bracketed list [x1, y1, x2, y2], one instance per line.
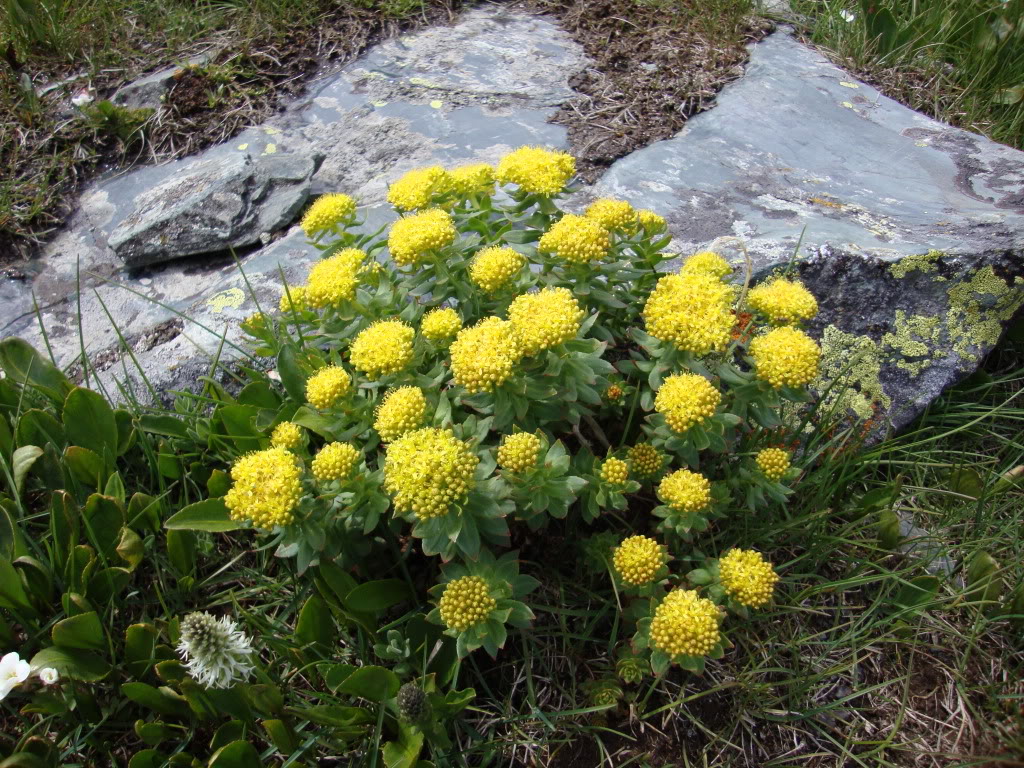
[881, 311, 941, 376]
[888, 250, 941, 279]
[815, 325, 889, 421]
[207, 288, 245, 313]
[946, 266, 1024, 362]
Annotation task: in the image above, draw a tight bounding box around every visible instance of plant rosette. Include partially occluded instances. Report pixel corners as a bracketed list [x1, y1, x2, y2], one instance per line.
[630, 590, 730, 676]
[728, 453, 798, 511]
[427, 550, 538, 658]
[499, 436, 587, 530]
[651, 473, 730, 541]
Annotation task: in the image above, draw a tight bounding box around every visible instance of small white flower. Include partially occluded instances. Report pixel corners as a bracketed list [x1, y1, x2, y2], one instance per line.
[0, 652, 31, 700]
[38, 667, 59, 685]
[177, 612, 254, 689]
[71, 88, 94, 107]
[839, 9, 856, 22]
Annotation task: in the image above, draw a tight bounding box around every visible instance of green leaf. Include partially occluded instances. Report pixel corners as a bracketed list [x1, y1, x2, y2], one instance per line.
[51, 611, 105, 650]
[286, 704, 374, 729]
[295, 595, 334, 647]
[277, 346, 310, 403]
[11, 445, 43, 496]
[134, 720, 173, 747]
[16, 409, 65, 450]
[878, 509, 901, 550]
[261, 719, 298, 755]
[125, 623, 159, 678]
[82, 493, 125, 560]
[164, 498, 241, 532]
[0, 337, 71, 404]
[343, 579, 412, 615]
[166, 529, 197, 576]
[0, 557, 35, 615]
[116, 527, 144, 571]
[29, 646, 110, 681]
[210, 721, 245, 752]
[63, 387, 118, 459]
[128, 750, 169, 768]
[138, 414, 189, 439]
[892, 575, 940, 614]
[966, 551, 1002, 606]
[947, 467, 984, 499]
[218, 405, 262, 453]
[207, 469, 231, 498]
[64, 445, 105, 487]
[121, 682, 190, 718]
[336, 665, 401, 702]
[383, 730, 425, 768]
[87, 566, 132, 604]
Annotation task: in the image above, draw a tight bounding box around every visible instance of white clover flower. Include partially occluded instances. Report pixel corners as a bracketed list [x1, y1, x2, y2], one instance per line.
[0, 652, 31, 700]
[839, 9, 856, 22]
[38, 667, 59, 685]
[177, 612, 255, 689]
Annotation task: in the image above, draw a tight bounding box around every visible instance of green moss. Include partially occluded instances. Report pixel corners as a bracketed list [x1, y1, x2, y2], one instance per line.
[946, 266, 1024, 362]
[888, 249, 942, 279]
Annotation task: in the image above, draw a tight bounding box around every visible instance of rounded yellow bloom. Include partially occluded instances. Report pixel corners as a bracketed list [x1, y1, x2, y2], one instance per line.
[654, 373, 720, 434]
[383, 427, 479, 520]
[638, 209, 667, 234]
[279, 285, 308, 314]
[747, 278, 818, 324]
[438, 575, 496, 632]
[496, 146, 575, 195]
[470, 246, 524, 293]
[600, 457, 629, 486]
[538, 214, 610, 264]
[680, 251, 732, 279]
[643, 272, 735, 354]
[449, 163, 496, 198]
[374, 386, 427, 442]
[301, 194, 357, 238]
[658, 469, 711, 513]
[749, 326, 820, 389]
[585, 198, 639, 234]
[241, 312, 269, 336]
[449, 317, 522, 394]
[605, 384, 624, 402]
[719, 549, 780, 608]
[650, 589, 721, 657]
[627, 444, 663, 478]
[311, 442, 360, 483]
[305, 365, 352, 410]
[224, 447, 302, 528]
[306, 248, 365, 308]
[613, 535, 663, 586]
[270, 421, 303, 451]
[387, 166, 452, 211]
[421, 307, 462, 342]
[388, 208, 457, 268]
[508, 287, 584, 356]
[756, 448, 790, 482]
[350, 320, 415, 379]
[497, 432, 542, 473]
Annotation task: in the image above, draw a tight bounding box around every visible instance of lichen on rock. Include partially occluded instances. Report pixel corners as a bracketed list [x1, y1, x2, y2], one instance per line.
[882, 311, 942, 377]
[945, 266, 1024, 363]
[816, 325, 889, 422]
[888, 250, 942, 279]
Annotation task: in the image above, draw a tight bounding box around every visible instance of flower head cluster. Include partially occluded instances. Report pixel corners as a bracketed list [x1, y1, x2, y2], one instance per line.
[398, 682, 429, 722]
[177, 612, 255, 689]
[421, 307, 462, 342]
[496, 146, 575, 195]
[756, 448, 790, 481]
[498, 432, 541, 473]
[438, 576, 496, 631]
[627, 443, 664, 478]
[241, 312, 269, 337]
[270, 421, 302, 451]
[470, 246, 524, 293]
[305, 365, 352, 410]
[658, 469, 711, 513]
[450, 163, 496, 198]
[680, 251, 732, 279]
[538, 214, 611, 264]
[350, 320, 415, 379]
[450, 317, 522, 394]
[311, 442, 360, 483]
[748, 278, 818, 324]
[279, 285, 308, 314]
[375, 386, 427, 442]
[643, 272, 735, 354]
[638, 209, 667, 234]
[650, 590, 721, 658]
[384, 427, 479, 519]
[613, 535, 664, 586]
[749, 326, 820, 389]
[508, 287, 584, 356]
[654, 373, 720, 433]
[387, 166, 452, 211]
[719, 549, 780, 608]
[224, 447, 302, 528]
[600, 457, 629, 486]
[388, 208, 456, 267]
[585, 198, 639, 234]
[0, 652, 30, 700]
[301, 194, 356, 238]
[305, 248, 365, 308]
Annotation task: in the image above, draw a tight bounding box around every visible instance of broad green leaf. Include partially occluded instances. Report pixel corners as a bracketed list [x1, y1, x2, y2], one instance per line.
[210, 721, 245, 752]
[82, 493, 125, 560]
[87, 566, 132, 604]
[121, 682, 190, 718]
[63, 387, 118, 459]
[125, 623, 159, 678]
[0, 557, 35, 615]
[343, 579, 413, 615]
[966, 551, 1002, 606]
[11, 445, 43, 496]
[138, 414, 189, 439]
[64, 445, 105, 488]
[0, 337, 71, 404]
[261, 719, 298, 755]
[30, 646, 110, 681]
[336, 665, 400, 702]
[16, 409, 65, 450]
[295, 595, 334, 647]
[116, 527, 144, 571]
[51, 611, 105, 651]
[164, 498, 240, 532]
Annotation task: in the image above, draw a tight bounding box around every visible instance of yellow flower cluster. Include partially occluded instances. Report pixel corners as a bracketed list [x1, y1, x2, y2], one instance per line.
[438, 575, 496, 631]
[585, 198, 639, 233]
[270, 421, 302, 451]
[747, 278, 818, 324]
[680, 251, 732, 279]
[658, 469, 711, 513]
[306, 248, 365, 308]
[224, 447, 302, 528]
[749, 326, 820, 389]
[306, 365, 352, 410]
[756, 447, 790, 481]
[301, 193, 356, 238]
[241, 312, 268, 336]
[642, 272, 735, 354]
[374, 386, 427, 442]
[654, 373, 720, 433]
[421, 307, 463, 342]
[718, 549, 779, 608]
[650, 589, 721, 657]
[605, 384, 624, 402]
[387, 166, 452, 211]
[450, 163, 496, 198]
[383, 427, 479, 519]
[311, 442, 360, 483]
[496, 146, 575, 195]
[613, 535, 663, 586]
[627, 444, 663, 478]
[638, 209, 666, 234]
[600, 457, 629, 486]
[507, 287, 584, 356]
[279, 286, 308, 314]
[469, 246, 524, 293]
[388, 208, 456, 267]
[497, 432, 541, 473]
[350, 320, 415, 379]
[538, 214, 610, 264]
[449, 317, 522, 394]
